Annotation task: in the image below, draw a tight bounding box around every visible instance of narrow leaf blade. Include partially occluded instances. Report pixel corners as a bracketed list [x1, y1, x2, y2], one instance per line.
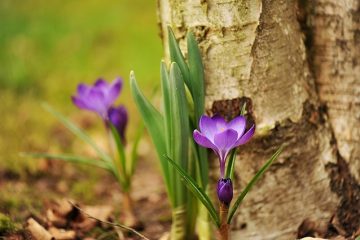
[129, 123, 144, 177]
[187, 31, 205, 122]
[109, 124, 127, 182]
[160, 61, 172, 156]
[225, 149, 237, 180]
[42, 103, 111, 162]
[227, 146, 283, 223]
[168, 63, 190, 206]
[168, 27, 190, 88]
[164, 155, 220, 227]
[130, 72, 173, 202]
[187, 31, 208, 187]
[22, 152, 111, 170]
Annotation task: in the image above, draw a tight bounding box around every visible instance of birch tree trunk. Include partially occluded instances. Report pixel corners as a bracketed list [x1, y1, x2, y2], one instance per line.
[158, 0, 360, 239]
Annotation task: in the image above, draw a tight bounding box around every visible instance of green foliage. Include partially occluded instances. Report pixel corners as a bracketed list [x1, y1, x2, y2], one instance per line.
[0, 0, 161, 178]
[187, 31, 205, 123]
[164, 155, 220, 227]
[167, 28, 208, 189]
[109, 124, 128, 188]
[0, 213, 16, 235]
[225, 149, 237, 181]
[131, 62, 192, 208]
[130, 72, 173, 201]
[22, 152, 111, 170]
[42, 103, 112, 162]
[167, 144, 283, 227]
[168, 27, 190, 88]
[25, 103, 143, 193]
[131, 28, 207, 238]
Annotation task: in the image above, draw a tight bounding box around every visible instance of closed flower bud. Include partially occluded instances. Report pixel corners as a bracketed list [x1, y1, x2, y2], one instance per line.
[108, 105, 128, 143]
[217, 178, 233, 205]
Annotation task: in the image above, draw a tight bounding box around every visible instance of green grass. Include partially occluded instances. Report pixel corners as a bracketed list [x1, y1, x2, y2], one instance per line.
[0, 0, 162, 221]
[0, 0, 162, 173]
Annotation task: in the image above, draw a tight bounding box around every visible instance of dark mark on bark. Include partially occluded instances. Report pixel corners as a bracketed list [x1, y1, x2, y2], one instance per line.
[209, 97, 254, 128]
[326, 154, 360, 237]
[192, 25, 210, 41]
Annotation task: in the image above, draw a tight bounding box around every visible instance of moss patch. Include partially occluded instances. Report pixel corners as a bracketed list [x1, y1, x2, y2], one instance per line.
[0, 213, 16, 235]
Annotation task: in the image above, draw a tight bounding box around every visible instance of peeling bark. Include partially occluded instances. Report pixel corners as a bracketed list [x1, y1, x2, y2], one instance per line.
[158, 0, 360, 239]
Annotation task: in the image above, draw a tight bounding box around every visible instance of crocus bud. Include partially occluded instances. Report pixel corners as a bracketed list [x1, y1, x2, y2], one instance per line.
[217, 178, 233, 205]
[108, 105, 128, 143]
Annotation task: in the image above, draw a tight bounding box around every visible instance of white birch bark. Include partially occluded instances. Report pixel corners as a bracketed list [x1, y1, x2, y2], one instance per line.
[158, 0, 360, 239]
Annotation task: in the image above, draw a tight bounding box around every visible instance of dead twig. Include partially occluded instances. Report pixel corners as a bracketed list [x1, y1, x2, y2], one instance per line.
[69, 201, 150, 240]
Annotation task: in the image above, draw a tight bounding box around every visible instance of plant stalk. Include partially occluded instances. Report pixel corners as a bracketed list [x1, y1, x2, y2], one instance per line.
[122, 191, 140, 228]
[217, 203, 230, 240]
[170, 206, 186, 240]
[196, 201, 212, 240]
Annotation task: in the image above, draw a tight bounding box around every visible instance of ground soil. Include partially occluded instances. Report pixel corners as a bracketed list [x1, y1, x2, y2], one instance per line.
[0, 152, 171, 240]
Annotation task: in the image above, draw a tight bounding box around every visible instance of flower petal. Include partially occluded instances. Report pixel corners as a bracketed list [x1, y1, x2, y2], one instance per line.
[227, 115, 246, 139]
[193, 130, 217, 150]
[212, 114, 227, 131]
[106, 78, 122, 105]
[94, 78, 107, 87]
[72, 78, 125, 120]
[214, 129, 238, 161]
[77, 84, 89, 96]
[199, 115, 219, 140]
[71, 96, 88, 110]
[87, 88, 108, 117]
[235, 124, 255, 146]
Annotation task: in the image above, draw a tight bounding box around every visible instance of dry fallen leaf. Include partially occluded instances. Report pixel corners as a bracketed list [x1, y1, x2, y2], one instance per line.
[48, 227, 76, 240]
[82, 205, 113, 222]
[26, 218, 54, 240]
[46, 209, 67, 228]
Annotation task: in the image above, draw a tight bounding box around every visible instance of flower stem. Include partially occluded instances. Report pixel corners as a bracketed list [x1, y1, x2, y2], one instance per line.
[218, 202, 230, 240]
[122, 191, 140, 228]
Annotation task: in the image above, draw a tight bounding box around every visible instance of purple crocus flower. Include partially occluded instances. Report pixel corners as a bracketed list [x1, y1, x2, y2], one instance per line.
[217, 178, 233, 205]
[108, 105, 128, 142]
[193, 115, 255, 177]
[71, 78, 122, 119]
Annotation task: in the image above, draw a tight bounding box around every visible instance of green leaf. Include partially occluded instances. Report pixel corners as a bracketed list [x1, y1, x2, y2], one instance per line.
[227, 146, 283, 223]
[130, 71, 173, 203]
[160, 61, 178, 206]
[187, 31, 205, 123]
[129, 123, 144, 177]
[164, 155, 220, 227]
[168, 62, 190, 206]
[42, 103, 112, 162]
[160, 61, 172, 156]
[168, 27, 190, 88]
[22, 152, 111, 170]
[187, 31, 208, 188]
[108, 123, 128, 189]
[225, 149, 237, 180]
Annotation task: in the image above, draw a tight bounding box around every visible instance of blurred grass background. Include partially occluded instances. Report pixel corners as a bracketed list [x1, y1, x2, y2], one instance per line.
[0, 0, 162, 173]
